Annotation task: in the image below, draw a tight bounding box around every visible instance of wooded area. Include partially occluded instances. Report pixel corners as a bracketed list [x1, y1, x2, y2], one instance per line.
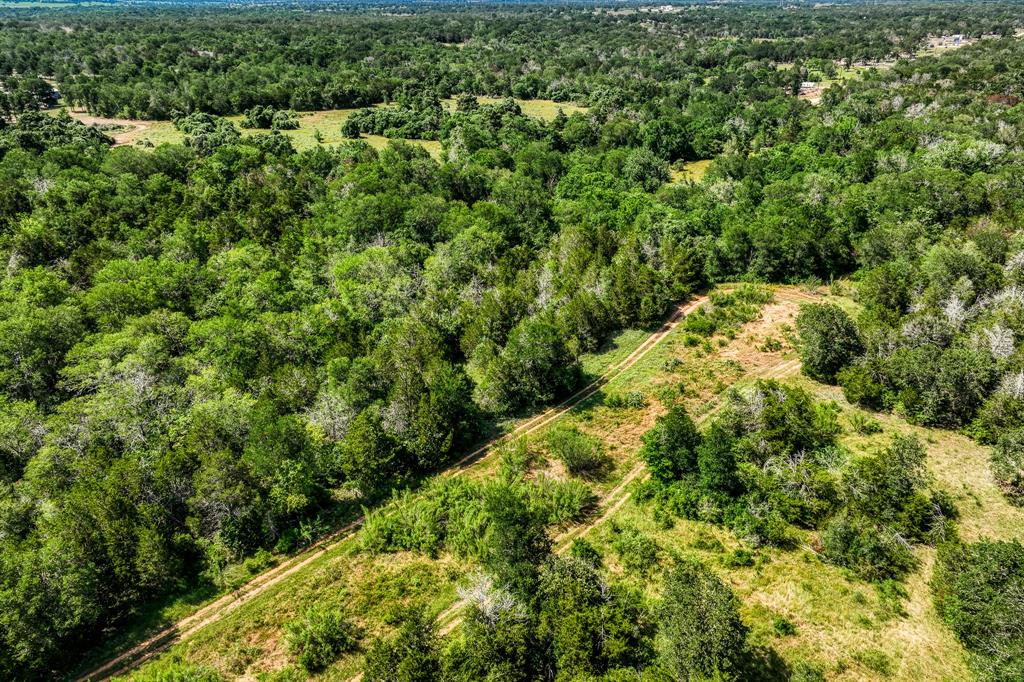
[0, 2, 1023, 680]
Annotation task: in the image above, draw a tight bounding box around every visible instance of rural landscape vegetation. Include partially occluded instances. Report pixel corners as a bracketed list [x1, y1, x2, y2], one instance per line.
[0, 0, 1023, 680]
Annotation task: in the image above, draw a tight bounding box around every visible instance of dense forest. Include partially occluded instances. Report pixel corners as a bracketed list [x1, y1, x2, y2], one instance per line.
[1, 1, 1024, 680]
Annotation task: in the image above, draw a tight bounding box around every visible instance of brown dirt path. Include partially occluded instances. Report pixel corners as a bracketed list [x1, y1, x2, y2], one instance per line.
[430, 288, 816, 640]
[76, 295, 710, 681]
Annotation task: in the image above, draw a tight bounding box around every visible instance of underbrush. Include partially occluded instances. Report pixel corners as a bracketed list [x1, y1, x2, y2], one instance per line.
[360, 440, 594, 559]
[682, 284, 775, 338]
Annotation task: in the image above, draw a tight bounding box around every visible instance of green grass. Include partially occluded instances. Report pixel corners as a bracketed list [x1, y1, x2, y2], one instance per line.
[52, 98, 584, 157]
[441, 96, 587, 120]
[671, 159, 713, 183]
[113, 285, 1021, 682]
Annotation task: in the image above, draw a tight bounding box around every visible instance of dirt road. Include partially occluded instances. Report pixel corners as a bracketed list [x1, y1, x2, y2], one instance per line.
[432, 287, 816, 638]
[76, 294, 711, 681]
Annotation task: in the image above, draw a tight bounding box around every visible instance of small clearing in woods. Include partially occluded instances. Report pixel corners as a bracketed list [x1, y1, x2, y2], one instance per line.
[50, 97, 585, 154]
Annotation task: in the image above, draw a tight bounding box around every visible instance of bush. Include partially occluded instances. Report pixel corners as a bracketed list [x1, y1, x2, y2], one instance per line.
[658, 560, 748, 681]
[822, 512, 917, 582]
[849, 412, 883, 435]
[568, 538, 602, 566]
[992, 429, 1024, 504]
[638, 405, 701, 482]
[721, 548, 754, 568]
[528, 476, 595, 525]
[932, 540, 1024, 680]
[545, 425, 611, 478]
[612, 526, 661, 573]
[796, 303, 862, 383]
[604, 391, 648, 409]
[838, 361, 886, 410]
[363, 609, 441, 682]
[131, 657, 223, 682]
[772, 616, 796, 636]
[285, 606, 359, 672]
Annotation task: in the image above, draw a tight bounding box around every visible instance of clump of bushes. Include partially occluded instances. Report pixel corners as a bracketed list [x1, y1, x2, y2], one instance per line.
[821, 512, 917, 582]
[604, 390, 648, 409]
[681, 285, 774, 338]
[172, 112, 240, 154]
[849, 411, 883, 435]
[285, 606, 359, 672]
[241, 105, 300, 130]
[635, 381, 954, 583]
[822, 435, 956, 581]
[991, 429, 1024, 504]
[360, 470, 593, 559]
[932, 540, 1024, 680]
[545, 425, 611, 478]
[611, 525, 661, 573]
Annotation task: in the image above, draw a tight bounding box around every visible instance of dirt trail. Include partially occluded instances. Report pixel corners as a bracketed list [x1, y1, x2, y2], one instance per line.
[76, 295, 710, 681]
[63, 109, 157, 145]
[431, 288, 815, 640]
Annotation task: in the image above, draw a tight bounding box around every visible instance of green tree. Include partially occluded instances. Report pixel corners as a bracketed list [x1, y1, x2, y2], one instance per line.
[796, 303, 862, 383]
[638, 406, 702, 482]
[363, 609, 441, 682]
[285, 606, 359, 672]
[658, 560, 748, 681]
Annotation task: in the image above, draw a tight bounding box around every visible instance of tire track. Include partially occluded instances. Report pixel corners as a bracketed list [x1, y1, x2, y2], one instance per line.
[76, 295, 709, 681]
[429, 289, 811, 643]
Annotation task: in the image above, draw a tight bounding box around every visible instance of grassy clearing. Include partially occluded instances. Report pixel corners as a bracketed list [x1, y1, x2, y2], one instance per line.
[54, 97, 583, 157]
[576, 289, 1024, 682]
[117, 285, 1020, 682]
[441, 96, 588, 120]
[671, 159, 713, 183]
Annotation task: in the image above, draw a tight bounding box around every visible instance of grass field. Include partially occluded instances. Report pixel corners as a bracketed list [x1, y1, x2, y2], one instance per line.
[671, 159, 713, 183]
[109, 286, 1023, 682]
[53, 97, 584, 158]
[441, 96, 588, 119]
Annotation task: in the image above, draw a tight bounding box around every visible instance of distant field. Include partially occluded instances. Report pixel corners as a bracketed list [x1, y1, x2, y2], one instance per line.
[51, 97, 585, 157]
[441, 96, 588, 120]
[671, 159, 713, 183]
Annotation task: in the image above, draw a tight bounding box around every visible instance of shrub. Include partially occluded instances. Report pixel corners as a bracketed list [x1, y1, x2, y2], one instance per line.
[849, 412, 883, 435]
[796, 303, 863, 383]
[973, 392, 1024, 444]
[721, 549, 754, 568]
[638, 405, 701, 482]
[545, 425, 611, 478]
[131, 658, 223, 682]
[838, 361, 886, 410]
[772, 616, 796, 636]
[569, 538, 602, 566]
[363, 609, 441, 682]
[528, 476, 595, 525]
[822, 512, 917, 582]
[612, 526, 661, 573]
[932, 540, 1024, 680]
[602, 390, 648, 409]
[285, 606, 359, 672]
[992, 429, 1024, 504]
[658, 560, 748, 681]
